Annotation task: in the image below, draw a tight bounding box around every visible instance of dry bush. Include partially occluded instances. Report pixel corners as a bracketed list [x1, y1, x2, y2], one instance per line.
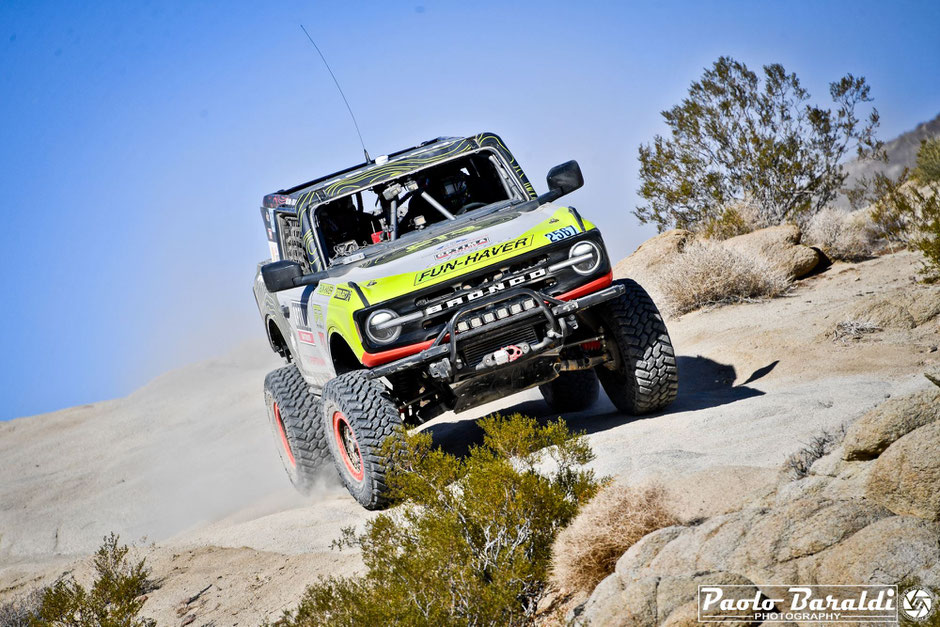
[551, 484, 678, 596]
[783, 426, 846, 480]
[805, 208, 878, 261]
[658, 239, 791, 315]
[829, 320, 882, 343]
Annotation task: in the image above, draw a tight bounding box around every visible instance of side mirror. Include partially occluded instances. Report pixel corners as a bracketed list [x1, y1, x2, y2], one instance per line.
[539, 160, 584, 204]
[261, 260, 304, 292]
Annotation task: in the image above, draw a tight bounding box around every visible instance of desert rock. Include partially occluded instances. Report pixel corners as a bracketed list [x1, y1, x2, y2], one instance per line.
[866, 420, 940, 521]
[842, 389, 940, 460]
[723, 224, 820, 278]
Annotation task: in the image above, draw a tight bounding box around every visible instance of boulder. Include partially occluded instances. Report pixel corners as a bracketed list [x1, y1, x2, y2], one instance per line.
[577, 570, 757, 626]
[660, 465, 778, 521]
[842, 389, 940, 460]
[723, 224, 820, 279]
[815, 516, 940, 585]
[613, 230, 692, 301]
[613, 229, 693, 281]
[866, 420, 940, 521]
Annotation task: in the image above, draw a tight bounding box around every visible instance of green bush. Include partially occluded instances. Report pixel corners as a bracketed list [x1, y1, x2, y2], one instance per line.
[914, 137, 940, 183]
[870, 169, 940, 281]
[32, 533, 154, 626]
[282, 414, 601, 626]
[635, 56, 883, 232]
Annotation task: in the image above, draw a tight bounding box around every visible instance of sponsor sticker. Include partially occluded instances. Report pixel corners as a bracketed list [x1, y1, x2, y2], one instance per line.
[414, 235, 533, 285]
[312, 305, 325, 329]
[545, 225, 578, 243]
[697, 585, 905, 623]
[290, 301, 310, 328]
[434, 237, 489, 261]
[317, 284, 334, 296]
[334, 287, 352, 301]
[297, 330, 316, 345]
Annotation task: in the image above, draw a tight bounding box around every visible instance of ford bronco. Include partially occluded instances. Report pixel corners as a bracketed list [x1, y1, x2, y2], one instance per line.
[253, 133, 678, 508]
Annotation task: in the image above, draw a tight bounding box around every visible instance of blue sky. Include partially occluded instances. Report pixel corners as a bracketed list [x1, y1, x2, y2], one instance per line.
[1, 0, 938, 419]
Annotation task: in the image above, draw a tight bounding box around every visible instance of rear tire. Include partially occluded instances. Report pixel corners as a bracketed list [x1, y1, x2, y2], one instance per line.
[264, 365, 331, 495]
[321, 371, 402, 510]
[595, 279, 678, 414]
[539, 370, 599, 413]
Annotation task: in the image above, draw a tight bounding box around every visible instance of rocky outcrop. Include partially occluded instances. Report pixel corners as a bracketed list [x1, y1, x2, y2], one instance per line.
[723, 224, 820, 279]
[866, 420, 940, 521]
[613, 230, 692, 301]
[842, 388, 940, 460]
[574, 387, 940, 626]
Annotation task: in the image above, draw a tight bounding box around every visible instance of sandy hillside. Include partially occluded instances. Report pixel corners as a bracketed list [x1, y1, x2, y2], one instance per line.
[1, 251, 938, 624]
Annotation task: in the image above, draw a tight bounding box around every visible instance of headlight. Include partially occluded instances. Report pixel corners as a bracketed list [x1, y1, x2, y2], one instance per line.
[569, 241, 601, 275]
[365, 309, 401, 345]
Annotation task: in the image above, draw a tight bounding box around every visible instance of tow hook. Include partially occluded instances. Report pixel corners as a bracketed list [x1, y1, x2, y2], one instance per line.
[481, 343, 530, 369]
[428, 358, 453, 380]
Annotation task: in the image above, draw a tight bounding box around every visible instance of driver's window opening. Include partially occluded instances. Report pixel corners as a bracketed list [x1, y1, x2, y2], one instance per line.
[315, 152, 517, 264]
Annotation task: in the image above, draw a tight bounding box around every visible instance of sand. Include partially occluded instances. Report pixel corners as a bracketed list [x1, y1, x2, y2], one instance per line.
[1, 251, 937, 624]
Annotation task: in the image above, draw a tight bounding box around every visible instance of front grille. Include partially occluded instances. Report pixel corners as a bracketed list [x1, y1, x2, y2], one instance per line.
[460, 325, 538, 367]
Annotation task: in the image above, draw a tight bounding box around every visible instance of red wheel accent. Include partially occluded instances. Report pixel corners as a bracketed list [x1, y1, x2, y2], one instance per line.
[273, 402, 296, 468]
[332, 410, 364, 482]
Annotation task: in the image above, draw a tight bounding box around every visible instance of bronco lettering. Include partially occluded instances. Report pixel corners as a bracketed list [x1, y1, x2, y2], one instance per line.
[423, 268, 547, 315]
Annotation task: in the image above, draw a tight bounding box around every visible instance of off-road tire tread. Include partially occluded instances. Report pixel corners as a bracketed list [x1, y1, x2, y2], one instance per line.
[596, 279, 678, 414]
[263, 365, 330, 494]
[322, 371, 402, 510]
[539, 370, 600, 413]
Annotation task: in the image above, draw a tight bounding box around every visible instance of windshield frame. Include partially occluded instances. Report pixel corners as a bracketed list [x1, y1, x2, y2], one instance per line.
[312, 148, 529, 267]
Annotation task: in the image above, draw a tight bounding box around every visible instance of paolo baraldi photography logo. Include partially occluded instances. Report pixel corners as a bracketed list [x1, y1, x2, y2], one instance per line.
[697, 584, 937, 623]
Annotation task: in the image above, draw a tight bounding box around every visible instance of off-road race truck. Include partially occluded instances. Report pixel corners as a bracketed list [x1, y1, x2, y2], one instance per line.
[253, 133, 678, 508]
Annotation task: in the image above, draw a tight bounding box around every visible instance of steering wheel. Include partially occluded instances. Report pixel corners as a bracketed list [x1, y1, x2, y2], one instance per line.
[456, 201, 487, 215]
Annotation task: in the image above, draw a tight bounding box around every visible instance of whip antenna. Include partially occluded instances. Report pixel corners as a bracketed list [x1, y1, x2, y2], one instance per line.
[300, 24, 371, 163]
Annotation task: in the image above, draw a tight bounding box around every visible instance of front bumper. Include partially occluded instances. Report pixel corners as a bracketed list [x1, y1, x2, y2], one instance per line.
[365, 283, 624, 381]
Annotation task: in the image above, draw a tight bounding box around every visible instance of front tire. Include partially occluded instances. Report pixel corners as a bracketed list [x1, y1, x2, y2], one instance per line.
[595, 279, 678, 414]
[264, 365, 331, 495]
[540, 370, 600, 413]
[321, 371, 402, 510]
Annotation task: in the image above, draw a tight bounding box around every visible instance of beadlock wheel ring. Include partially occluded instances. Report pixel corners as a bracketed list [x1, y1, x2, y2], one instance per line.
[332, 410, 364, 482]
[272, 402, 296, 468]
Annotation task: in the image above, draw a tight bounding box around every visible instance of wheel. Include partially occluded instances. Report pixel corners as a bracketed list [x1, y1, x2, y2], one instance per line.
[539, 370, 599, 413]
[321, 371, 402, 510]
[594, 279, 678, 414]
[264, 365, 331, 495]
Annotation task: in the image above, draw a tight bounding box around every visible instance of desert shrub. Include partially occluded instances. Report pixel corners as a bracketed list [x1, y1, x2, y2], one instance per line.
[804, 208, 878, 261]
[33, 533, 154, 626]
[551, 484, 678, 596]
[283, 414, 600, 627]
[701, 200, 761, 240]
[869, 171, 916, 245]
[783, 426, 846, 480]
[913, 137, 940, 184]
[635, 56, 883, 232]
[658, 239, 791, 315]
[911, 186, 940, 282]
[869, 170, 940, 281]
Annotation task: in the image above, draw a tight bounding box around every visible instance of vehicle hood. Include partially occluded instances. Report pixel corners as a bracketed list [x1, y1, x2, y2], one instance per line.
[325, 202, 593, 305]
